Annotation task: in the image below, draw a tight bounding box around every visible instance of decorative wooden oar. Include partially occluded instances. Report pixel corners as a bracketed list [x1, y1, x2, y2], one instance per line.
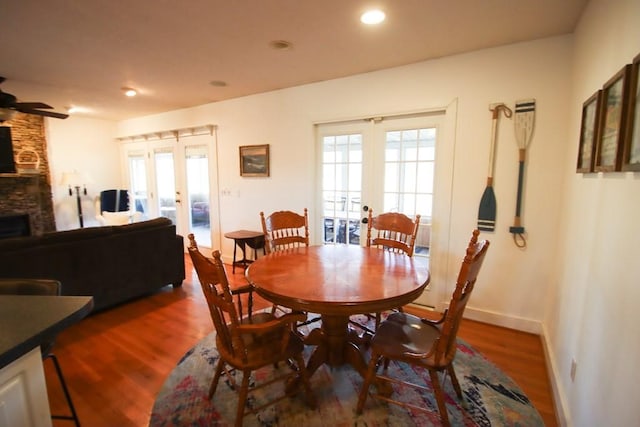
[509, 99, 536, 247]
[478, 103, 512, 232]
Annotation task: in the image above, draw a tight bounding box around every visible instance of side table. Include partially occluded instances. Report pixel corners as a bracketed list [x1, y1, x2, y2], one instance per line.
[224, 230, 266, 273]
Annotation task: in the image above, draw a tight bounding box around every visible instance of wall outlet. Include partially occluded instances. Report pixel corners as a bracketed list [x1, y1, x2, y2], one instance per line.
[570, 358, 577, 382]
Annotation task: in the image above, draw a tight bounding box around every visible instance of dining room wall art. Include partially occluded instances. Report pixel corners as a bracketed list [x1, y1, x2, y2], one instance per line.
[622, 52, 640, 171]
[576, 90, 602, 173]
[239, 144, 270, 177]
[593, 64, 631, 172]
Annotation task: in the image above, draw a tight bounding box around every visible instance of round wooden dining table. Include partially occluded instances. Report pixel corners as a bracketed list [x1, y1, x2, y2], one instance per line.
[245, 244, 429, 379]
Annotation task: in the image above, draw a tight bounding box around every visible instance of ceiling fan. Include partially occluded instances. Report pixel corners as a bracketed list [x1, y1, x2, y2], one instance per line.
[0, 76, 68, 121]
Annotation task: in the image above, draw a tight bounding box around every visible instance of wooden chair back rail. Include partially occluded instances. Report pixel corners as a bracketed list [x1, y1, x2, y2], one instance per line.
[435, 236, 489, 364]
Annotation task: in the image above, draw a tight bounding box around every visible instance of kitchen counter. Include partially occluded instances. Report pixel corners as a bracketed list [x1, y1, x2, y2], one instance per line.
[0, 295, 93, 369]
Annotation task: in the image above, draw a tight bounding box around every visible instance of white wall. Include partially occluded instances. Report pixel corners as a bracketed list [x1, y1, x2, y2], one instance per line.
[546, 0, 640, 425]
[117, 35, 573, 334]
[46, 116, 119, 230]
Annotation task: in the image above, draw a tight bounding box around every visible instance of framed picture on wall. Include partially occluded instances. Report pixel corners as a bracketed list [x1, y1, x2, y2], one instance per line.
[577, 90, 602, 173]
[239, 144, 270, 177]
[594, 64, 631, 172]
[622, 53, 640, 171]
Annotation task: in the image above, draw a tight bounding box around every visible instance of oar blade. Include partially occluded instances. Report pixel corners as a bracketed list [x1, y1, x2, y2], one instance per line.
[478, 186, 496, 231]
[514, 99, 536, 148]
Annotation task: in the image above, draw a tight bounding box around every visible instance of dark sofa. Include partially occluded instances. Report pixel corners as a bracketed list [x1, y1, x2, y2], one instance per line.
[0, 217, 185, 312]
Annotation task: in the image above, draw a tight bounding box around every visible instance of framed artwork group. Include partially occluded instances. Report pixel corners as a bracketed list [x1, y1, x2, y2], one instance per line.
[577, 52, 640, 173]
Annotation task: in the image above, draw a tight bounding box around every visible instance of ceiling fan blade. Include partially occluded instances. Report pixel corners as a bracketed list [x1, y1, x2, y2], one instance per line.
[14, 102, 53, 109]
[16, 107, 69, 119]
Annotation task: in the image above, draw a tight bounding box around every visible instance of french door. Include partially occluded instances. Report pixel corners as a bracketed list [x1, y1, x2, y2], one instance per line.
[316, 109, 455, 308]
[121, 128, 219, 252]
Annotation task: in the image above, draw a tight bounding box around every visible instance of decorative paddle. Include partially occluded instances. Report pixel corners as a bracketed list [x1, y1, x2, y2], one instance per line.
[478, 103, 512, 232]
[509, 99, 536, 247]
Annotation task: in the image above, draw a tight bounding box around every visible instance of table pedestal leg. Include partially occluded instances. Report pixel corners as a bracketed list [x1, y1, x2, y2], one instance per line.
[304, 314, 370, 377]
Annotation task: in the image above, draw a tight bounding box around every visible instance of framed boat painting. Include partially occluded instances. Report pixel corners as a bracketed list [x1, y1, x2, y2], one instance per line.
[577, 90, 602, 173]
[594, 65, 631, 172]
[622, 53, 640, 171]
[239, 144, 270, 177]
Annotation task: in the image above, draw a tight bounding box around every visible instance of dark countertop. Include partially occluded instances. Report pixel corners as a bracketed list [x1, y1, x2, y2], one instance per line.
[0, 295, 93, 369]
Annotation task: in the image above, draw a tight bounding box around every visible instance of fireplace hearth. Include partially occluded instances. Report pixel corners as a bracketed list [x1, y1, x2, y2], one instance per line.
[0, 214, 30, 239]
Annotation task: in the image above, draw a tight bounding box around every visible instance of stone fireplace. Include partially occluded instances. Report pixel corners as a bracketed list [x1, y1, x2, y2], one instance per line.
[0, 113, 56, 236]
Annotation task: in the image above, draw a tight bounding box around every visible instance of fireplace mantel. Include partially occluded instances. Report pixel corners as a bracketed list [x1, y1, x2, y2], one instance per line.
[0, 173, 40, 181]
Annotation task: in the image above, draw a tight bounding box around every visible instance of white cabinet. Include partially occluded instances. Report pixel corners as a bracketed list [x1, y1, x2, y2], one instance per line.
[0, 347, 51, 427]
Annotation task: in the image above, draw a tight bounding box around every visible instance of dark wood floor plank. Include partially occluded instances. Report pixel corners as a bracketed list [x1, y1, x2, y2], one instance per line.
[47, 256, 557, 426]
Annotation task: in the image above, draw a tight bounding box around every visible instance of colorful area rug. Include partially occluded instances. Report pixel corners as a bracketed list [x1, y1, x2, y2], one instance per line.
[150, 317, 543, 426]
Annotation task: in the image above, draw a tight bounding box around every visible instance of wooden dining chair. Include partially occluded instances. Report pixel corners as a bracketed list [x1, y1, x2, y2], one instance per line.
[0, 278, 81, 427]
[260, 208, 310, 254]
[187, 234, 316, 427]
[259, 208, 320, 327]
[354, 209, 422, 334]
[356, 229, 490, 426]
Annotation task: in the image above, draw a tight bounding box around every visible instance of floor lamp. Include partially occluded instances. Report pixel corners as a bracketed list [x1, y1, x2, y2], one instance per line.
[60, 172, 88, 228]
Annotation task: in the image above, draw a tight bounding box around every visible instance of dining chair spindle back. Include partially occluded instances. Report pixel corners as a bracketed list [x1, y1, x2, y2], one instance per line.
[260, 208, 309, 254]
[366, 209, 421, 256]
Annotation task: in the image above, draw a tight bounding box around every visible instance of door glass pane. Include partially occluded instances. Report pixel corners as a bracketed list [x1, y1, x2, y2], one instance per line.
[322, 133, 361, 245]
[154, 150, 177, 224]
[383, 127, 436, 257]
[185, 145, 211, 247]
[128, 153, 149, 220]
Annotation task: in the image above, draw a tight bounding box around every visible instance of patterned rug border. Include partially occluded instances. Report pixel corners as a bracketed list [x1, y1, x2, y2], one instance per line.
[150, 317, 543, 426]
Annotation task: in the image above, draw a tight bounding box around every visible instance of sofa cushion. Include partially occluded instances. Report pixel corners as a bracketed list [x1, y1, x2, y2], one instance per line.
[101, 211, 131, 225]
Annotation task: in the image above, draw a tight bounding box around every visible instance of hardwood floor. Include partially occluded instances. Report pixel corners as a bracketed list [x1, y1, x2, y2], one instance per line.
[47, 256, 557, 426]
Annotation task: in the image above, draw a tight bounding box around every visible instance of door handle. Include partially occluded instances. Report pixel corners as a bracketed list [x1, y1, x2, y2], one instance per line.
[362, 205, 369, 212]
[362, 217, 368, 224]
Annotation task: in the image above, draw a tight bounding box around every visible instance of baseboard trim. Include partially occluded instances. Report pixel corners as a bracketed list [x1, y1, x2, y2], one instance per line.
[540, 323, 570, 427]
[461, 306, 542, 334]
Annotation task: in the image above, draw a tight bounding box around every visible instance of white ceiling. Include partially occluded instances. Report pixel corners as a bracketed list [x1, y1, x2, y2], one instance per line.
[0, 0, 588, 121]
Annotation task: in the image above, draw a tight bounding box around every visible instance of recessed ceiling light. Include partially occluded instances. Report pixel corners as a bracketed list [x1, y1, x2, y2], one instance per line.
[66, 106, 85, 114]
[210, 80, 228, 87]
[269, 40, 293, 51]
[361, 9, 386, 25]
[122, 87, 138, 97]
